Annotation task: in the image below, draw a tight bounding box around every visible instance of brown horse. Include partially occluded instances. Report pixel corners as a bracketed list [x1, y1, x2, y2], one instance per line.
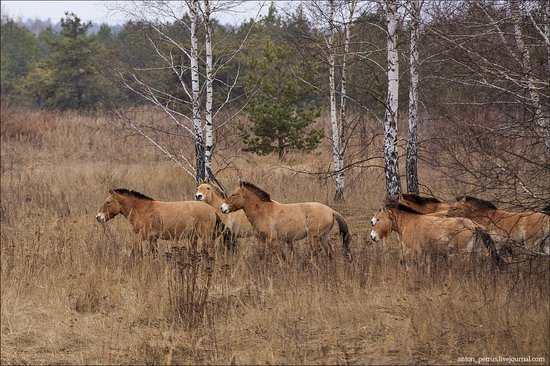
[96, 189, 226, 255]
[221, 181, 352, 261]
[195, 181, 254, 239]
[449, 196, 550, 255]
[370, 200, 503, 270]
[400, 193, 451, 214]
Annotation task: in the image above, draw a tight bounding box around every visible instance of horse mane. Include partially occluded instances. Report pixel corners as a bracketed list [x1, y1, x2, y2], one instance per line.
[456, 196, 497, 210]
[240, 181, 271, 202]
[112, 188, 154, 201]
[385, 199, 423, 215]
[401, 193, 443, 205]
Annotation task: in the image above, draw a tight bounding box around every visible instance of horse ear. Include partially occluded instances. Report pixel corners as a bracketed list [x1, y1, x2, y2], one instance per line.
[108, 188, 115, 195]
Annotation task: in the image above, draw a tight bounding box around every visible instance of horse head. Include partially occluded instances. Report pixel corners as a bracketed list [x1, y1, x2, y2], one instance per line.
[370, 208, 393, 242]
[195, 183, 213, 202]
[221, 184, 246, 213]
[96, 189, 123, 222]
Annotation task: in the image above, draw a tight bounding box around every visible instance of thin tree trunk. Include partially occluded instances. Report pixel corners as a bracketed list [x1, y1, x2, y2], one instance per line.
[334, 0, 356, 202]
[328, 0, 344, 202]
[190, 0, 205, 183]
[510, 0, 549, 159]
[406, 0, 421, 194]
[384, 0, 402, 198]
[204, 0, 214, 180]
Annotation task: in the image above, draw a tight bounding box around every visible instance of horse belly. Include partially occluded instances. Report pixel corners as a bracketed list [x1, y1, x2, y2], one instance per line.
[159, 223, 194, 241]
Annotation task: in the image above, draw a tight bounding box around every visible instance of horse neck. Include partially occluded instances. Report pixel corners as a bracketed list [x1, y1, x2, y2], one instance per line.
[466, 205, 497, 222]
[241, 192, 270, 226]
[209, 192, 225, 210]
[118, 196, 151, 223]
[388, 210, 414, 235]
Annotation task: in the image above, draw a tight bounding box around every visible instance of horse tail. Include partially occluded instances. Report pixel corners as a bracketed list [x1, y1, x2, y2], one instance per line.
[475, 227, 506, 268]
[214, 213, 234, 250]
[333, 211, 352, 261]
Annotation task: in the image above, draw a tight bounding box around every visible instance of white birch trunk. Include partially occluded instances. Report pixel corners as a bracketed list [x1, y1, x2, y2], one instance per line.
[190, 0, 205, 183]
[384, 0, 402, 198]
[511, 0, 549, 158]
[333, 0, 356, 202]
[406, 0, 421, 194]
[328, 0, 344, 202]
[204, 0, 214, 180]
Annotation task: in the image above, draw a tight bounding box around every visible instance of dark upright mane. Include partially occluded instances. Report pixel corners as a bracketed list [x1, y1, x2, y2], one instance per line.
[112, 188, 154, 201]
[401, 193, 443, 205]
[385, 199, 423, 215]
[457, 196, 497, 210]
[240, 181, 271, 202]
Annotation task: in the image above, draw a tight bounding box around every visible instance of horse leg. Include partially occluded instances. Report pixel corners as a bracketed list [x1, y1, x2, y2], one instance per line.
[400, 244, 414, 272]
[149, 237, 159, 257]
[267, 239, 285, 264]
[320, 234, 334, 260]
[308, 236, 322, 262]
[286, 240, 294, 252]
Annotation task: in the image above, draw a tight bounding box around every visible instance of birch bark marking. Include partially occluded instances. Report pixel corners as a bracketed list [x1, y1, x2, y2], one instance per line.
[204, 0, 214, 180]
[510, 0, 549, 159]
[328, 0, 344, 201]
[406, 0, 421, 194]
[190, 0, 205, 183]
[384, 0, 402, 198]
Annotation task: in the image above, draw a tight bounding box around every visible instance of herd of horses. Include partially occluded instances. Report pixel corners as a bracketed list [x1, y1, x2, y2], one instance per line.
[96, 181, 549, 269]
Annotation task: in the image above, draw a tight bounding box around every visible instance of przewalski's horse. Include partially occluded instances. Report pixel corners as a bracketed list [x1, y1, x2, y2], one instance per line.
[400, 193, 451, 214]
[370, 200, 504, 270]
[195, 181, 254, 239]
[96, 189, 227, 255]
[220, 181, 352, 261]
[449, 196, 550, 255]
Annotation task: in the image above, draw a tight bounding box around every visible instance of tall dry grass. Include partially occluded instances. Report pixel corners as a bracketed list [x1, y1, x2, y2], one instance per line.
[1, 104, 548, 365]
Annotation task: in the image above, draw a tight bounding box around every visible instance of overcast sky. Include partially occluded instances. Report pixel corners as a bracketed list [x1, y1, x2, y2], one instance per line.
[1, 1, 275, 25]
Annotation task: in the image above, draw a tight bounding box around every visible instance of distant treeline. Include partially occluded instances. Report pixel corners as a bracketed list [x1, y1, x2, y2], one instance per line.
[1, 2, 548, 118]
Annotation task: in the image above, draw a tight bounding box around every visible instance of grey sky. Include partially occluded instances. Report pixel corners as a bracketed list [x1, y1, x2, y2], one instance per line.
[1, 1, 275, 25]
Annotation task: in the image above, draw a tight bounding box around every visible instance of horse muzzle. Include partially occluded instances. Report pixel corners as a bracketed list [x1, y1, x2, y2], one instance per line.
[96, 213, 107, 222]
[370, 231, 379, 242]
[195, 193, 204, 201]
[221, 203, 230, 214]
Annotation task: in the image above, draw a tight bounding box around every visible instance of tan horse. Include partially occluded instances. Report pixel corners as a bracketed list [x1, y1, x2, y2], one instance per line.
[96, 189, 226, 255]
[400, 193, 451, 214]
[449, 196, 550, 255]
[221, 181, 352, 261]
[195, 182, 253, 239]
[370, 200, 503, 270]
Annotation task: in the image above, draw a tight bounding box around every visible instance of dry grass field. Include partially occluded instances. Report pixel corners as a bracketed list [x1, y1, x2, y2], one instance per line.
[1, 105, 549, 365]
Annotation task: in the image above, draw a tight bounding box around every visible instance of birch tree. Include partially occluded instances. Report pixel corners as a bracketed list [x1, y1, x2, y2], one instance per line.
[510, 0, 549, 159]
[203, 0, 214, 180]
[109, 0, 257, 183]
[383, 0, 402, 198]
[405, 0, 422, 194]
[300, 0, 358, 202]
[189, 0, 205, 183]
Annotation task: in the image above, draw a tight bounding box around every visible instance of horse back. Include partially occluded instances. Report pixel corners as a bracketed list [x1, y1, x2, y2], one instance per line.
[252, 201, 334, 241]
[150, 200, 218, 239]
[401, 214, 479, 253]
